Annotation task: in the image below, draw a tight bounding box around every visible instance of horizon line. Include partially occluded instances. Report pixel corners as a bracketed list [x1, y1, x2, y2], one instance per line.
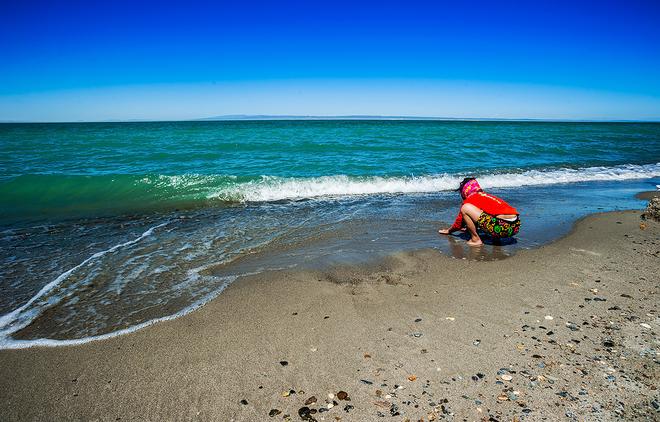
[2, 114, 660, 124]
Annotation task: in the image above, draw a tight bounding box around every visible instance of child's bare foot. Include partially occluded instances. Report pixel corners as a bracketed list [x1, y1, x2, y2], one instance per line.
[438, 228, 450, 235]
[467, 238, 483, 246]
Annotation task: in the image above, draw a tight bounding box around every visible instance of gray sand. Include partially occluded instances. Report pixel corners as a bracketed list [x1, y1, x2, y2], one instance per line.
[1, 211, 658, 421]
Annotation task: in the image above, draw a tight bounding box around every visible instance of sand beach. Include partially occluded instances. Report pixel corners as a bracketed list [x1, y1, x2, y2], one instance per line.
[1, 204, 658, 421]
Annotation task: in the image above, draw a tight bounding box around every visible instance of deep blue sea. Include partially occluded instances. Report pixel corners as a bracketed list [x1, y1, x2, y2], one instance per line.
[1, 120, 659, 347]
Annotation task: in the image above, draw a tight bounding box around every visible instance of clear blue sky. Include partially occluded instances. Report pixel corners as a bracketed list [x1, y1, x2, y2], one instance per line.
[2, 0, 660, 121]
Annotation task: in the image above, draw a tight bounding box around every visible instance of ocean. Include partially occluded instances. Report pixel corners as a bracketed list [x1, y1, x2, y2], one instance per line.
[1, 120, 659, 348]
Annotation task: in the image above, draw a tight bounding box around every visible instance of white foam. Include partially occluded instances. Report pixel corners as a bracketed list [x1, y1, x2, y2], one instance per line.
[0, 275, 236, 349]
[209, 163, 660, 202]
[0, 222, 170, 345]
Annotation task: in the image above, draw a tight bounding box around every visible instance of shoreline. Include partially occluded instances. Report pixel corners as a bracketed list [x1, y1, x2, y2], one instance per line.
[1, 207, 659, 420]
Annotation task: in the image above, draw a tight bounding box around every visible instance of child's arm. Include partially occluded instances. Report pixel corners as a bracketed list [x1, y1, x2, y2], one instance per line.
[439, 210, 465, 235]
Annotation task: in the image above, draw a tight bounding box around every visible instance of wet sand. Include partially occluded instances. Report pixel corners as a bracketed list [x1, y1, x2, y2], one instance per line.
[636, 190, 660, 201]
[0, 210, 658, 421]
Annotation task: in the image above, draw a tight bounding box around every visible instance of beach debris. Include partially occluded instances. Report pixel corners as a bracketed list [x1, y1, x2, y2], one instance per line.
[280, 360, 289, 366]
[445, 317, 455, 321]
[641, 198, 660, 221]
[268, 409, 281, 417]
[472, 339, 481, 346]
[411, 332, 423, 338]
[336, 391, 349, 400]
[360, 379, 374, 385]
[305, 396, 317, 405]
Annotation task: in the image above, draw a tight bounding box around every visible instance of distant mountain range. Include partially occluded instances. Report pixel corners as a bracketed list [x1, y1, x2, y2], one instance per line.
[199, 115, 541, 121]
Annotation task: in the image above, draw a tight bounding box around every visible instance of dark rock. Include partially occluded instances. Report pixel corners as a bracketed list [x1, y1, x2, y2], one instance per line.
[280, 360, 288, 366]
[305, 396, 317, 405]
[337, 391, 349, 400]
[298, 406, 317, 421]
[389, 403, 400, 416]
[360, 379, 373, 385]
[343, 404, 354, 412]
[268, 409, 281, 417]
[415, 318, 422, 322]
[240, 399, 248, 405]
[620, 293, 633, 299]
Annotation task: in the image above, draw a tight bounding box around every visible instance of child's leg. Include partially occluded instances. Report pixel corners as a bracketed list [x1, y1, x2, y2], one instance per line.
[460, 203, 484, 246]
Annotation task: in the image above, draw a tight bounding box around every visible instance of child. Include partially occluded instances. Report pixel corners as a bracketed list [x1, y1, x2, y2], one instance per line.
[438, 178, 520, 246]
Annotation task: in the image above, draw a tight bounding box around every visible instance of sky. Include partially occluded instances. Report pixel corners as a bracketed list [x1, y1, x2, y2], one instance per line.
[1, 0, 660, 121]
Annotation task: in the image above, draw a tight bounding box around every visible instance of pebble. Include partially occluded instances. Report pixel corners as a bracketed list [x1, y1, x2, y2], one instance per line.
[268, 409, 281, 417]
[304, 396, 317, 405]
[411, 332, 423, 337]
[240, 399, 248, 405]
[544, 315, 554, 320]
[414, 318, 422, 322]
[473, 339, 481, 346]
[566, 322, 579, 331]
[279, 360, 289, 366]
[501, 374, 513, 381]
[445, 317, 455, 321]
[336, 391, 349, 400]
[327, 393, 334, 399]
[640, 323, 652, 329]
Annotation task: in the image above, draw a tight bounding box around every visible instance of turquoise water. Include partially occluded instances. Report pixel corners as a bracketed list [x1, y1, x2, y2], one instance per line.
[1, 121, 659, 220]
[0, 120, 659, 347]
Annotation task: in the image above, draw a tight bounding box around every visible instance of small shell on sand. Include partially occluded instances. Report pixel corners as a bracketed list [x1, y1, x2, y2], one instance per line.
[544, 315, 554, 320]
[501, 374, 513, 381]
